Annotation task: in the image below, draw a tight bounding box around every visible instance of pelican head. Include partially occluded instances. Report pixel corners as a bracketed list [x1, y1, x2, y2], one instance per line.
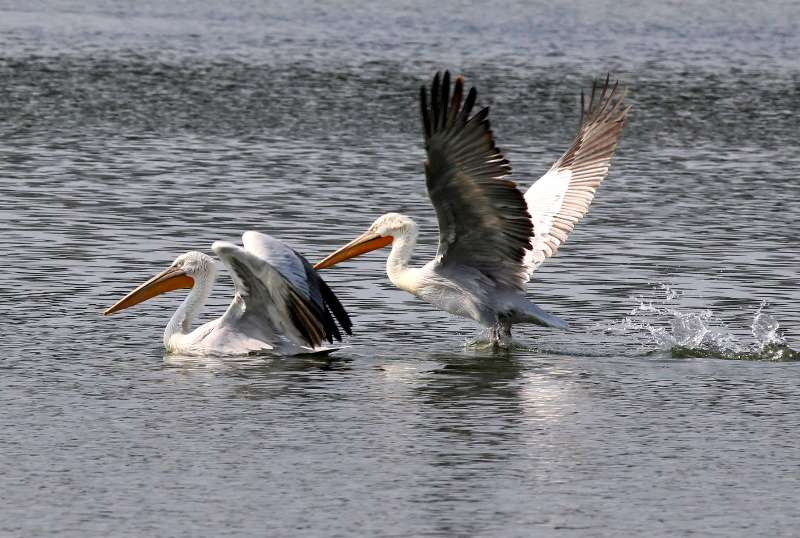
[370, 212, 416, 237]
[104, 251, 216, 315]
[314, 212, 416, 269]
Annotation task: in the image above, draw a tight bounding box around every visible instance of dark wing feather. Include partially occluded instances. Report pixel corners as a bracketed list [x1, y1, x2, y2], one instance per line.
[296, 252, 353, 341]
[241, 231, 352, 343]
[421, 71, 533, 290]
[217, 248, 328, 349]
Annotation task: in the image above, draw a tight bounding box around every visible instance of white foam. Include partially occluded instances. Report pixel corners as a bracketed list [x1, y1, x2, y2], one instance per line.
[609, 284, 789, 359]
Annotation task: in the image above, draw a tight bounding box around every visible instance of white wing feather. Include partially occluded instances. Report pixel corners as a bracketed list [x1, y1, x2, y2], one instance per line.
[524, 76, 629, 277]
[241, 231, 311, 299]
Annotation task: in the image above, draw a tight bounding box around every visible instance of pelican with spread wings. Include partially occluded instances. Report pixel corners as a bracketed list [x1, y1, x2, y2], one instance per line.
[105, 231, 352, 355]
[315, 71, 629, 342]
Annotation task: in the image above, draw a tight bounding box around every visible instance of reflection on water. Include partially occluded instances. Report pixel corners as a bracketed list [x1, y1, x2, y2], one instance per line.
[162, 353, 356, 401]
[2, 0, 800, 536]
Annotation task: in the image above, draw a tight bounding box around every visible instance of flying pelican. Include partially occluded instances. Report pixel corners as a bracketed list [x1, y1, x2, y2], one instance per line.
[105, 231, 352, 355]
[315, 72, 629, 342]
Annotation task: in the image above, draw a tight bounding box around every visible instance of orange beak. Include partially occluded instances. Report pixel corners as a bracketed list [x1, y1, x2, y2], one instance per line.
[104, 265, 194, 315]
[314, 230, 393, 270]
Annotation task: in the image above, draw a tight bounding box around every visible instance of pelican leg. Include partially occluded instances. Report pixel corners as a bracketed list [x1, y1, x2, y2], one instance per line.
[489, 316, 513, 347]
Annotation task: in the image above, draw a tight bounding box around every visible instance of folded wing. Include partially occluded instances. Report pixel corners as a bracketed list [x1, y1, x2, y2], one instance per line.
[213, 232, 352, 349]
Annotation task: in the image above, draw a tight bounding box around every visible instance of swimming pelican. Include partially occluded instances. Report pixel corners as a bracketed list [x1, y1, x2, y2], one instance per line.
[105, 231, 352, 355]
[315, 72, 629, 342]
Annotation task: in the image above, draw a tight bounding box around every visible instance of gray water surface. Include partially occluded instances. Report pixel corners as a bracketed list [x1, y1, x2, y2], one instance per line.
[2, 1, 800, 536]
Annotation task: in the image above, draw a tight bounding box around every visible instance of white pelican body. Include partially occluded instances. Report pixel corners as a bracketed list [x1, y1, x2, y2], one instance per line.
[369, 215, 566, 333]
[316, 72, 629, 343]
[106, 231, 352, 356]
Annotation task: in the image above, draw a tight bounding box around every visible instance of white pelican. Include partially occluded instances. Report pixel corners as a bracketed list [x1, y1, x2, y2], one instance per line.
[315, 72, 629, 342]
[105, 231, 352, 355]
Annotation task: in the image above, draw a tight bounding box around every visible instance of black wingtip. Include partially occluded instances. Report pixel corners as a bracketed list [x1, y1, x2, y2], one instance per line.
[287, 291, 323, 349]
[295, 252, 353, 343]
[579, 89, 586, 126]
[431, 72, 441, 130]
[448, 76, 464, 128]
[578, 73, 629, 126]
[422, 71, 485, 134]
[318, 276, 353, 337]
[462, 86, 477, 122]
[420, 85, 431, 139]
[440, 71, 451, 130]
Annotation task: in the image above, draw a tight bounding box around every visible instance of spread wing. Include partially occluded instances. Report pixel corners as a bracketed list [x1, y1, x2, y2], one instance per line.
[212, 232, 351, 349]
[524, 75, 629, 276]
[421, 71, 533, 290]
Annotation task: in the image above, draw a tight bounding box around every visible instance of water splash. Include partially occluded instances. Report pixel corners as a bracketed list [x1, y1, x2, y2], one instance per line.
[609, 285, 798, 361]
[751, 301, 784, 347]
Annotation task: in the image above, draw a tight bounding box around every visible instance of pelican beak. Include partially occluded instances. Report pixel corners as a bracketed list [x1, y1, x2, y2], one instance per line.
[104, 265, 194, 315]
[314, 230, 393, 270]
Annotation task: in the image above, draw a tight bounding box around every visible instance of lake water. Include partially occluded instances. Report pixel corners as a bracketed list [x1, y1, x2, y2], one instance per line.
[2, 1, 799, 536]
